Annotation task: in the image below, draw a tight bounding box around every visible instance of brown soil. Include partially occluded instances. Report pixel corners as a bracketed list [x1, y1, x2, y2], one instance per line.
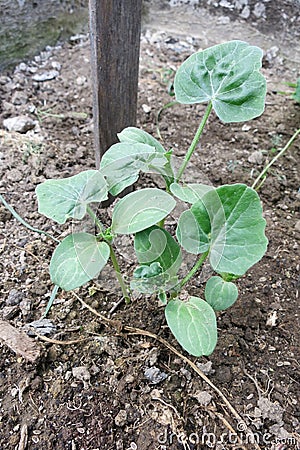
[0, 19, 299, 450]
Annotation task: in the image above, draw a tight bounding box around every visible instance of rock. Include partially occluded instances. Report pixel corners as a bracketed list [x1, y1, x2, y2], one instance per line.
[144, 366, 167, 384]
[11, 91, 28, 105]
[248, 150, 264, 165]
[2, 305, 20, 320]
[196, 361, 214, 375]
[114, 409, 127, 427]
[32, 70, 59, 82]
[253, 2, 266, 18]
[72, 366, 91, 389]
[295, 220, 300, 232]
[142, 104, 151, 114]
[76, 76, 87, 86]
[193, 390, 212, 406]
[26, 319, 57, 336]
[3, 116, 35, 133]
[240, 5, 250, 19]
[6, 289, 24, 306]
[0, 205, 12, 222]
[7, 168, 23, 182]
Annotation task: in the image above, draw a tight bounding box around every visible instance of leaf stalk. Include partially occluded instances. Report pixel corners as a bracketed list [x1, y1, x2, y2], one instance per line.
[109, 245, 131, 304]
[176, 101, 213, 182]
[180, 250, 209, 289]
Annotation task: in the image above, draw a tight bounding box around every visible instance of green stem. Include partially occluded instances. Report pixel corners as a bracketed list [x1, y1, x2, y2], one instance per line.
[0, 193, 60, 243]
[180, 251, 209, 289]
[109, 245, 131, 304]
[176, 101, 213, 182]
[251, 128, 300, 190]
[86, 205, 130, 303]
[86, 205, 104, 233]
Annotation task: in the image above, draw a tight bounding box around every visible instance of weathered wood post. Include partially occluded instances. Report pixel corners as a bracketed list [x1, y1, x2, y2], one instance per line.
[89, 0, 143, 169]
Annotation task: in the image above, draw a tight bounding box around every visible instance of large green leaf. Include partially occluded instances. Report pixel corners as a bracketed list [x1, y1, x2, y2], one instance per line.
[36, 170, 108, 224]
[100, 142, 169, 196]
[111, 188, 176, 235]
[170, 183, 214, 204]
[205, 276, 238, 311]
[176, 184, 268, 276]
[165, 296, 217, 356]
[131, 225, 182, 294]
[50, 233, 110, 291]
[176, 208, 210, 254]
[117, 127, 166, 153]
[174, 40, 266, 122]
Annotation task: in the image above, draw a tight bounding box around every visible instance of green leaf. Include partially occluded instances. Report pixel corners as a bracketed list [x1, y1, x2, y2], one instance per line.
[130, 271, 172, 295]
[176, 208, 210, 254]
[117, 127, 166, 153]
[100, 142, 169, 196]
[205, 276, 238, 311]
[293, 78, 300, 103]
[132, 225, 182, 294]
[133, 262, 163, 278]
[170, 182, 214, 203]
[176, 184, 268, 276]
[111, 188, 176, 235]
[174, 40, 266, 122]
[165, 296, 217, 356]
[50, 233, 110, 291]
[36, 170, 108, 224]
[134, 225, 182, 273]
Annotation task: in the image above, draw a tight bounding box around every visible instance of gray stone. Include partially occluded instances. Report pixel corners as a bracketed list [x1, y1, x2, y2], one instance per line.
[253, 2, 266, 18]
[7, 168, 23, 182]
[240, 5, 251, 18]
[27, 318, 57, 336]
[3, 115, 35, 133]
[32, 70, 59, 82]
[248, 150, 264, 165]
[144, 366, 167, 384]
[193, 390, 212, 406]
[72, 366, 91, 389]
[114, 409, 127, 427]
[6, 289, 24, 306]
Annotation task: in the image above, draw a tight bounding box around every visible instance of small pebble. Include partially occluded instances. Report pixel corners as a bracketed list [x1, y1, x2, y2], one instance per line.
[3, 115, 35, 133]
[144, 366, 167, 384]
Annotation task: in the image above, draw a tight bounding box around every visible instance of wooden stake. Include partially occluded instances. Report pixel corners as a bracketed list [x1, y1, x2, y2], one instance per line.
[89, 0, 142, 168]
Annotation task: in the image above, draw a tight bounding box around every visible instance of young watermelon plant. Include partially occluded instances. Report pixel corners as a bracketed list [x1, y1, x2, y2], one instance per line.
[36, 40, 268, 357]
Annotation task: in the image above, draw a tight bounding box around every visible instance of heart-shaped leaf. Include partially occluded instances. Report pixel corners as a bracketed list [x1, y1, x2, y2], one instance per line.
[118, 127, 166, 153]
[50, 233, 110, 291]
[205, 276, 238, 311]
[170, 183, 214, 204]
[111, 188, 176, 235]
[132, 225, 182, 294]
[100, 142, 169, 196]
[165, 296, 217, 356]
[174, 40, 266, 122]
[134, 225, 182, 273]
[36, 170, 108, 224]
[176, 184, 268, 276]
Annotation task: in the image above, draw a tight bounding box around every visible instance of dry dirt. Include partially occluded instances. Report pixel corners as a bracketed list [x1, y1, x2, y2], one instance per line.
[0, 12, 299, 450]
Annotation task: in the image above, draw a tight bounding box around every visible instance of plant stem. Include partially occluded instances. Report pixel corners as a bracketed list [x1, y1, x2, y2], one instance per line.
[86, 206, 130, 303]
[176, 101, 213, 182]
[86, 205, 104, 233]
[180, 250, 209, 289]
[0, 193, 60, 243]
[252, 128, 300, 190]
[109, 245, 131, 304]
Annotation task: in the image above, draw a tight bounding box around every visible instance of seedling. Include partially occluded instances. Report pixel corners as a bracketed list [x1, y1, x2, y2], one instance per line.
[36, 41, 268, 357]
